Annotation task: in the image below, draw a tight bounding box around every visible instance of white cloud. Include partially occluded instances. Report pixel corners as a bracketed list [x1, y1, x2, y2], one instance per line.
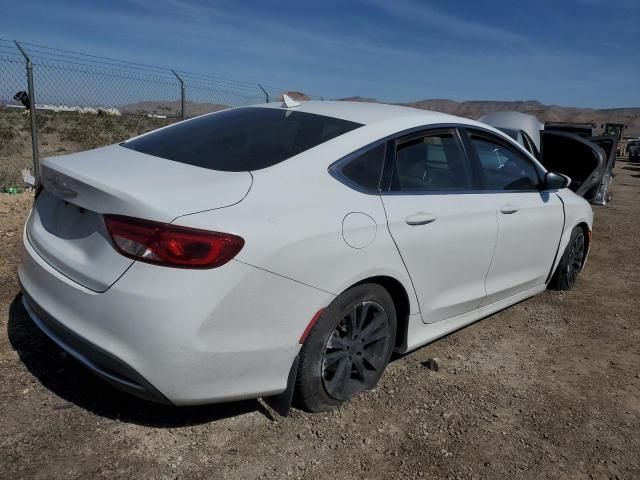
[359, 0, 531, 46]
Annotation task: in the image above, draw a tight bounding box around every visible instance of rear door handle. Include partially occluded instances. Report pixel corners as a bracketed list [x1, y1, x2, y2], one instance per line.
[499, 204, 519, 214]
[405, 212, 437, 226]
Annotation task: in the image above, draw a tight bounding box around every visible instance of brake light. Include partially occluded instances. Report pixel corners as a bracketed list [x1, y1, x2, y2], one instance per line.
[104, 215, 244, 268]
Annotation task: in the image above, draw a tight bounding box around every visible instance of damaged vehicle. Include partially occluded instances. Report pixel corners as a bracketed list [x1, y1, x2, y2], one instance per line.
[542, 131, 616, 205]
[602, 123, 626, 156]
[544, 121, 596, 139]
[628, 139, 640, 161]
[20, 100, 593, 412]
[480, 112, 616, 205]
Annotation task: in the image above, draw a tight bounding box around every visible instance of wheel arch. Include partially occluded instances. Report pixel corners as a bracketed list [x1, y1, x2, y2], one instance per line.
[576, 221, 590, 255]
[549, 204, 593, 281]
[547, 220, 591, 290]
[575, 221, 591, 269]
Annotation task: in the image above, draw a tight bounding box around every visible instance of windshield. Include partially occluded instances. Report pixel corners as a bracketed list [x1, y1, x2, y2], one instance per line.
[123, 107, 362, 171]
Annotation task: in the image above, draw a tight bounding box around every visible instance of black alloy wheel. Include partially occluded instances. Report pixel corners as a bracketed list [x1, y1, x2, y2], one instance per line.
[294, 283, 397, 412]
[563, 231, 585, 289]
[550, 226, 586, 291]
[321, 301, 392, 401]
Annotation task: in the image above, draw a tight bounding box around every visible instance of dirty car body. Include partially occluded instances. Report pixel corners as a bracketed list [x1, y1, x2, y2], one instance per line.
[19, 102, 593, 407]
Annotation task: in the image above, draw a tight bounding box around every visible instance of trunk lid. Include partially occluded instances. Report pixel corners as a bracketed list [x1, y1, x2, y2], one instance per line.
[27, 145, 252, 292]
[39, 144, 253, 222]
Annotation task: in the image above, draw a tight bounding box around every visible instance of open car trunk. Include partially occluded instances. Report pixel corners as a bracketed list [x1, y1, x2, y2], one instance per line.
[26, 145, 253, 292]
[540, 131, 607, 203]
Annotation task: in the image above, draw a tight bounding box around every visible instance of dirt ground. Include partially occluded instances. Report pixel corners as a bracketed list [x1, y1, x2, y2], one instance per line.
[0, 162, 638, 480]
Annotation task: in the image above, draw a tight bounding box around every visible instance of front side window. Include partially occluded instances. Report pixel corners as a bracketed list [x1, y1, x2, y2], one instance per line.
[469, 134, 540, 191]
[389, 132, 471, 192]
[123, 107, 362, 172]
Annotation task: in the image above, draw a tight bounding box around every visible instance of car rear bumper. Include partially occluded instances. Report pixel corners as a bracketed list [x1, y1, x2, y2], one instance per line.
[22, 291, 172, 404]
[19, 230, 332, 405]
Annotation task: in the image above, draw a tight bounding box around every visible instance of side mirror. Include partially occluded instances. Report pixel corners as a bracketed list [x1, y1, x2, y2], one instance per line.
[543, 172, 570, 190]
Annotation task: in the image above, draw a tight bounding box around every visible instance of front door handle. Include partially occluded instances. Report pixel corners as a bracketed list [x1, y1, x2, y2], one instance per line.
[405, 212, 437, 226]
[500, 204, 519, 214]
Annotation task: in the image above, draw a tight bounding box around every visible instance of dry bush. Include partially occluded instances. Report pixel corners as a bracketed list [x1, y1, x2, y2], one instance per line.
[0, 108, 174, 188]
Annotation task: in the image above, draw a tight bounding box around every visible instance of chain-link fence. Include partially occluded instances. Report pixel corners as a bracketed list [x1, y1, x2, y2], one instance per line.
[0, 39, 320, 189]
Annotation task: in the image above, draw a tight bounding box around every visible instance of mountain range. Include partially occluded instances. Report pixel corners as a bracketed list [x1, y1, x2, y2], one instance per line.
[121, 97, 640, 136]
[342, 97, 640, 136]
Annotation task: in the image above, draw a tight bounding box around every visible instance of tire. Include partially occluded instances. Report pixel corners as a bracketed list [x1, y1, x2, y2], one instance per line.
[549, 226, 586, 291]
[294, 283, 397, 412]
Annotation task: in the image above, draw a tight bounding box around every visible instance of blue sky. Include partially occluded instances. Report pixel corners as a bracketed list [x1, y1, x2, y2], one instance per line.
[2, 0, 639, 108]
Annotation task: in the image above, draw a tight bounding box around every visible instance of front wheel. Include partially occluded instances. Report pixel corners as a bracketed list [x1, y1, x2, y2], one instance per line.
[549, 226, 586, 291]
[294, 284, 397, 412]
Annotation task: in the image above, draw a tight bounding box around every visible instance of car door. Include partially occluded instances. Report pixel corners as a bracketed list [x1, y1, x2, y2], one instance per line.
[462, 128, 564, 305]
[380, 127, 498, 324]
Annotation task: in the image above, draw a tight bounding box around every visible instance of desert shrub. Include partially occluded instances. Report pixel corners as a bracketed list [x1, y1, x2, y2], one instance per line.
[0, 127, 16, 142]
[0, 166, 20, 190]
[0, 108, 177, 183]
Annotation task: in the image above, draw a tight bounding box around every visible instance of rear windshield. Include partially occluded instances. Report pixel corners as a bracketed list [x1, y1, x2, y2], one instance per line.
[122, 107, 362, 171]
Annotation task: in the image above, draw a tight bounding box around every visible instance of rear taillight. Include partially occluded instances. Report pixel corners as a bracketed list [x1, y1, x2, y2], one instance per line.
[104, 215, 244, 269]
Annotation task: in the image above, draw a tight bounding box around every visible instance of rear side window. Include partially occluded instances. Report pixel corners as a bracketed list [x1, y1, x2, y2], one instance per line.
[123, 107, 362, 172]
[390, 132, 471, 192]
[333, 144, 386, 192]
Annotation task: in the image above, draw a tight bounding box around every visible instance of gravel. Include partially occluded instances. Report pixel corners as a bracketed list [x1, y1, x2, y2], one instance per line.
[0, 162, 639, 479]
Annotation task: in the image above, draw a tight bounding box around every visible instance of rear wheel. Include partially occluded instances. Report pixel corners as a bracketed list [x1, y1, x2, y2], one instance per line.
[550, 226, 586, 291]
[294, 284, 396, 412]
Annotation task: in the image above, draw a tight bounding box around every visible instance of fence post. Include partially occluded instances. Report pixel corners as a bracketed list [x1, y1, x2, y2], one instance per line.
[14, 41, 40, 186]
[258, 84, 269, 103]
[171, 69, 185, 120]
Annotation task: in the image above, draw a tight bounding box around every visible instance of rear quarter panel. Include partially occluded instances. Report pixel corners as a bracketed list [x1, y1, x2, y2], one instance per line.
[172, 133, 420, 317]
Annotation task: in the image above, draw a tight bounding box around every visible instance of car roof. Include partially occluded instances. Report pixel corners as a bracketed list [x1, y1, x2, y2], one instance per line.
[237, 100, 546, 174]
[258, 100, 484, 129]
[255, 100, 545, 167]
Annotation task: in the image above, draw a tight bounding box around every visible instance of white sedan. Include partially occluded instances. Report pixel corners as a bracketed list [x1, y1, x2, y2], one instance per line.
[19, 100, 593, 412]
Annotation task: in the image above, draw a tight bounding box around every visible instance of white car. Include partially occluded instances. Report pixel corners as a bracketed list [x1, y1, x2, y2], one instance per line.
[19, 100, 593, 412]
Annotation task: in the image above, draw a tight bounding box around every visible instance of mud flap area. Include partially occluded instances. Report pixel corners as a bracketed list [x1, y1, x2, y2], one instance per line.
[263, 355, 299, 417]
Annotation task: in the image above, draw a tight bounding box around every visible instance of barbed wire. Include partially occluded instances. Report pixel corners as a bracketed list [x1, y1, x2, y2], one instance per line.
[0, 39, 322, 189]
